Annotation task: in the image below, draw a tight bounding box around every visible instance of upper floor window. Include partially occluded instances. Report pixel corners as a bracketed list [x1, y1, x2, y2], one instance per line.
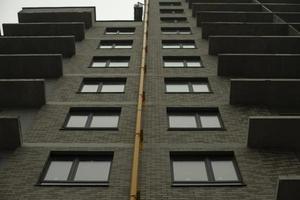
[99, 40, 133, 49]
[39, 151, 113, 186]
[91, 56, 130, 68]
[167, 107, 224, 130]
[161, 17, 187, 23]
[163, 56, 203, 68]
[170, 152, 243, 186]
[63, 107, 121, 130]
[161, 27, 191, 35]
[165, 78, 211, 93]
[162, 40, 196, 49]
[79, 78, 126, 93]
[105, 27, 135, 35]
[160, 9, 184, 14]
[159, 2, 182, 6]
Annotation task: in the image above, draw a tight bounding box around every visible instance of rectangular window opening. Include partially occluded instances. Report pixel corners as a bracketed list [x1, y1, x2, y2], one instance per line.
[79, 78, 126, 93]
[98, 40, 133, 49]
[165, 78, 211, 93]
[161, 27, 191, 35]
[161, 17, 187, 23]
[170, 152, 243, 186]
[159, 2, 182, 6]
[105, 27, 135, 35]
[63, 107, 121, 130]
[167, 107, 224, 130]
[39, 151, 113, 186]
[162, 40, 196, 49]
[163, 56, 203, 68]
[91, 56, 130, 68]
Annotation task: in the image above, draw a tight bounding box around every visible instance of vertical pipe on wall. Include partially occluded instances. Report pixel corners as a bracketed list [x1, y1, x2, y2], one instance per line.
[130, 0, 149, 200]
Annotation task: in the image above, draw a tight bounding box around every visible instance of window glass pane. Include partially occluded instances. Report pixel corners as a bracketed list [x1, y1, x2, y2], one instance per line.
[81, 84, 99, 93]
[115, 45, 132, 49]
[164, 61, 184, 67]
[166, 84, 189, 92]
[66, 115, 88, 128]
[192, 84, 210, 93]
[91, 62, 107, 68]
[119, 32, 134, 35]
[162, 31, 176, 35]
[180, 31, 191, 35]
[74, 161, 111, 181]
[163, 45, 180, 49]
[105, 32, 117, 35]
[211, 160, 239, 181]
[109, 62, 129, 67]
[169, 115, 197, 128]
[200, 116, 221, 128]
[182, 44, 195, 49]
[101, 84, 125, 93]
[186, 61, 202, 67]
[90, 115, 119, 128]
[100, 45, 113, 49]
[44, 161, 73, 181]
[173, 161, 208, 181]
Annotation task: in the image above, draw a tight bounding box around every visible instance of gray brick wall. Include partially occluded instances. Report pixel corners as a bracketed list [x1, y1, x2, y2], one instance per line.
[0, 1, 299, 200]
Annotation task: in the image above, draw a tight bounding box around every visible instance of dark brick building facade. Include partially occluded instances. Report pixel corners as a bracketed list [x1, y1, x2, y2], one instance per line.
[0, 1, 299, 200]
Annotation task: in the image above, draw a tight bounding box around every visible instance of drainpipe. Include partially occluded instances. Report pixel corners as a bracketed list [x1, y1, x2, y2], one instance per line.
[130, 0, 149, 200]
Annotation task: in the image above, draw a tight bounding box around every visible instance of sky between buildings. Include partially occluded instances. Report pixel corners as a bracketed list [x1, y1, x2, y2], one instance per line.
[0, 0, 139, 33]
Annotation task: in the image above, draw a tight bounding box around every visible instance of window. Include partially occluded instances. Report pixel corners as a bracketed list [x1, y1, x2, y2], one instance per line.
[165, 78, 211, 93]
[90, 56, 130, 68]
[99, 40, 133, 49]
[79, 78, 126, 93]
[160, 9, 184, 14]
[161, 27, 191, 35]
[162, 40, 196, 49]
[161, 17, 187, 23]
[163, 56, 203, 68]
[105, 27, 135, 35]
[39, 151, 113, 186]
[63, 107, 121, 130]
[167, 107, 224, 130]
[170, 152, 243, 186]
[159, 2, 181, 6]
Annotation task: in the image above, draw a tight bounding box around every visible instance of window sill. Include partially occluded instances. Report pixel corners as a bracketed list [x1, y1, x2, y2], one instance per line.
[76, 92, 125, 94]
[60, 127, 119, 131]
[168, 128, 226, 131]
[165, 92, 213, 94]
[172, 182, 246, 187]
[37, 182, 109, 187]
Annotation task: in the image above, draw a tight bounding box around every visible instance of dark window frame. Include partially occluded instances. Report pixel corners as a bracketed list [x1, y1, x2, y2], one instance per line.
[167, 107, 225, 131]
[160, 9, 184, 14]
[159, 2, 182, 6]
[165, 78, 212, 94]
[98, 40, 133, 49]
[163, 56, 203, 68]
[78, 78, 126, 94]
[105, 27, 136, 35]
[162, 40, 196, 49]
[160, 17, 188, 23]
[170, 151, 245, 187]
[89, 56, 130, 68]
[61, 107, 121, 130]
[161, 27, 192, 35]
[37, 151, 113, 186]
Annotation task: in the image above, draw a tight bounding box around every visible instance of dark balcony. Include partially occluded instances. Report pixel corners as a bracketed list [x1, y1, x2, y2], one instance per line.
[3, 22, 85, 41]
[0, 117, 22, 150]
[248, 116, 300, 150]
[18, 7, 96, 29]
[0, 79, 46, 108]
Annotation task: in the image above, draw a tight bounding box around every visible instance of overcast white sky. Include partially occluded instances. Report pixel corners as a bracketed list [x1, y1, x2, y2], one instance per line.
[0, 0, 138, 31]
